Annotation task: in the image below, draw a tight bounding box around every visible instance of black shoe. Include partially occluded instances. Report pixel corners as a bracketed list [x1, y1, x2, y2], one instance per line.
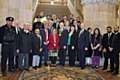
[76, 65, 80, 67]
[111, 72, 119, 75]
[2, 72, 7, 76]
[81, 67, 85, 69]
[107, 70, 114, 73]
[102, 68, 107, 70]
[8, 69, 16, 72]
[25, 69, 30, 71]
[32, 67, 37, 70]
[44, 63, 48, 66]
[36, 65, 41, 68]
[59, 63, 62, 65]
[18, 69, 23, 72]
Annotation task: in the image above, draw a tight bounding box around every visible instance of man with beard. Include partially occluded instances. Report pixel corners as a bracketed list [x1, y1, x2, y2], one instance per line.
[109, 25, 120, 75]
[0, 17, 16, 76]
[102, 26, 114, 71]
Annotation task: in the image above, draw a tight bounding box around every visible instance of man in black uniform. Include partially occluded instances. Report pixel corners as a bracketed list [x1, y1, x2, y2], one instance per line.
[0, 17, 16, 76]
[33, 15, 44, 31]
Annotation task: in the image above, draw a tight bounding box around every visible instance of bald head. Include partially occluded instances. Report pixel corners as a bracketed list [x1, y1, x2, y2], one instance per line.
[23, 22, 30, 30]
[15, 20, 20, 27]
[59, 22, 64, 29]
[80, 23, 85, 30]
[114, 25, 119, 33]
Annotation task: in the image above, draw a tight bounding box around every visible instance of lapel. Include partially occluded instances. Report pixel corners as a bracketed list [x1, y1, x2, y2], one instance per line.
[79, 30, 85, 38]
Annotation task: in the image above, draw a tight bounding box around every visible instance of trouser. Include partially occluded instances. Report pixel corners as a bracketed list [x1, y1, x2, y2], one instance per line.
[39, 55, 42, 66]
[92, 56, 100, 66]
[59, 48, 66, 65]
[32, 55, 40, 67]
[29, 53, 33, 66]
[1, 44, 14, 72]
[18, 53, 29, 69]
[112, 52, 119, 73]
[68, 47, 76, 66]
[104, 52, 113, 70]
[43, 47, 48, 63]
[77, 49, 85, 67]
[14, 55, 19, 68]
[50, 57, 57, 64]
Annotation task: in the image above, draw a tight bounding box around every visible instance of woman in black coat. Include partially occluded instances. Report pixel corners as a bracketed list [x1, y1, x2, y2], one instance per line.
[68, 24, 77, 66]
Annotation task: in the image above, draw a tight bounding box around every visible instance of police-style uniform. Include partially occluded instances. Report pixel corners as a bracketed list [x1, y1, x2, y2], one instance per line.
[33, 15, 44, 31]
[0, 17, 16, 76]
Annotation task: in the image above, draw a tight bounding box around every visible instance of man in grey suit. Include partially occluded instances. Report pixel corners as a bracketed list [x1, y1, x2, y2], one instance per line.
[77, 23, 89, 69]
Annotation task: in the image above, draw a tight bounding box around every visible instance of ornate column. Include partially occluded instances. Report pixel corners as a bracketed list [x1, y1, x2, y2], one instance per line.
[81, 0, 118, 34]
[0, 0, 32, 27]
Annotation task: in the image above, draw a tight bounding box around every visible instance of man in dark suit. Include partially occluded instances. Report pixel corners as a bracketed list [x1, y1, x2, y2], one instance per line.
[40, 21, 51, 66]
[51, 14, 57, 23]
[60, 14, 68, 23]
[69, 14, 75, 25]
[16, 23, 32, 72]
[77, 23, 89, 69]
[109, 25, 120, 75]
[73, 20, 81, 33]
[102, 26, 114, 71]
[53, 17, 60, 33]
[0, 17, 16, 76]
[14, 20, 21, 69]
[58, 22, 68, 66]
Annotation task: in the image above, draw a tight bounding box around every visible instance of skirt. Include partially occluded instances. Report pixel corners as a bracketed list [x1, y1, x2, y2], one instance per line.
[49, 50, 58, 57]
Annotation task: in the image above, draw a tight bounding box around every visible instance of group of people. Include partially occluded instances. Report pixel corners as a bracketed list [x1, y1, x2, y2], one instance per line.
[0, 11, 120, 77]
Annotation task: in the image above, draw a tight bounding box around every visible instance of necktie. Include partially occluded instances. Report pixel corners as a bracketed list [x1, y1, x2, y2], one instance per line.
[76, 26, 78, 32]
[56, 23, 58, 29]
[45, 30, 48, 41]
[78, 30, 83, 38]
[108, 33, 110, 45]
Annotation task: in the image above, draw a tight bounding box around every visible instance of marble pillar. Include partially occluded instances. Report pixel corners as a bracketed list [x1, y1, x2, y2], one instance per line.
[0, 0, 33, 27]
[81, 0, 118, 34]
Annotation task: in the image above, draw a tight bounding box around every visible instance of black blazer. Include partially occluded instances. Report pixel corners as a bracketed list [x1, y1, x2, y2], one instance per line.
[68, 31, 77, 47]
[111, 33, 120, 53]
[32, 34, 43, 56]
[59, 29, 68, 48]
[102, 33, 114, 50]
[53, 23, 60, 33]
[16, 29, 32, 53]
[77, 30, 89, 49]
[69, 18, 75, 25]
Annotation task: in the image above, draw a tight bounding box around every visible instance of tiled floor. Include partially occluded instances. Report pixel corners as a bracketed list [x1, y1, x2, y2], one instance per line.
[0, 65, 120, 80]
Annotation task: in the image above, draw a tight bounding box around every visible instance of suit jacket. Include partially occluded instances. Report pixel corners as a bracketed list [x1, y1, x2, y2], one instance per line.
[77, 30, 89, 49]
[68, 31, 77, 49]
[40, 29, 51, 48]
[32, 34, 43, 56]
[69, 18, 75, 24]
[48, 34, 60, 50]
[102, 33, 114, 50]
[60, 19, 68, 23]
[111, 32, 120, 53]
[16, 29, 32, 53]
[59, 29, 68, 48]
